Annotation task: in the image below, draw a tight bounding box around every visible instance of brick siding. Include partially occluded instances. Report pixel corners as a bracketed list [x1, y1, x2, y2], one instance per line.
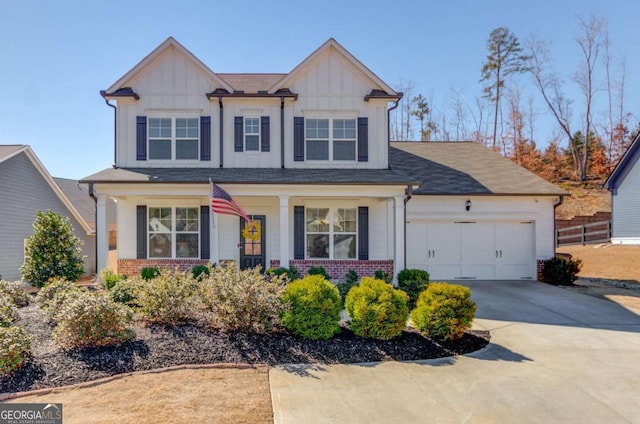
[117, 259, 209, 277]
[269, 259, 394, 281]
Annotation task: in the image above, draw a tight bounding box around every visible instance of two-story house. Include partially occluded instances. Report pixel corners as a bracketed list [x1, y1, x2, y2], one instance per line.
[83, 37, 564, 281]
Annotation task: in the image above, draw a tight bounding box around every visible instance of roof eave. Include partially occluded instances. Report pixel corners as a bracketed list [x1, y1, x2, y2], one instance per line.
[100, 88, 140, 101]
[604, 132, 640, 191]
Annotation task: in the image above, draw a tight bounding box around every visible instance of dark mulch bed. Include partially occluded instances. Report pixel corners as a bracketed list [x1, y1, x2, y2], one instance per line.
[1, 303, 490, 394]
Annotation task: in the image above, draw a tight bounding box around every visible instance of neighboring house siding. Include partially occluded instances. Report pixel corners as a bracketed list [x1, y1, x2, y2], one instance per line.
[0, 152, 95, 281]
[612, 158, 640, 239]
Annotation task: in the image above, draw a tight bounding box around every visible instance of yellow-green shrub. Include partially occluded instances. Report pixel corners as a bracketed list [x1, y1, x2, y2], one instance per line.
[0, 326, 32, 375]
[36, 278, 81, 323]
[411, 282, 476, 341]
[53, 292, 134, 349]
[344, 277, 409, 340]
[136, 269, 197, 325]
[281, 275, 342, 340]
[0, 280, 30, 307]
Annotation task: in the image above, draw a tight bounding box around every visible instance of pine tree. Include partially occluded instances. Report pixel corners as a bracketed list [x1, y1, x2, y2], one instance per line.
[20, 210, 85, 287]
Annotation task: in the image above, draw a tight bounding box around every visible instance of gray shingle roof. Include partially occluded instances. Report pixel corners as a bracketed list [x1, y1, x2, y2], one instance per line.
[80, 167, 417, 185]
[390, 142, 566, 196]
[53, 178, 95, 225]
[0, 145, 26, 161]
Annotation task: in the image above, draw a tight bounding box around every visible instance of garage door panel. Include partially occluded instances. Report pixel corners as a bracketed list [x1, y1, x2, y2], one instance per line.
[406, 222, 428, 271]
[463, 264, 495, 279]
[429, 265, 462, 281]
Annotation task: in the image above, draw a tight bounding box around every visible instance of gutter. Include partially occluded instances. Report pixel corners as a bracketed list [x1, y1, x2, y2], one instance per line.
[553, 195, 564, 253]
[387, 97, 401, 169]
[280, 96, 285, 168]
[103, 98, 117, 167]
[88, 183, 98, 273]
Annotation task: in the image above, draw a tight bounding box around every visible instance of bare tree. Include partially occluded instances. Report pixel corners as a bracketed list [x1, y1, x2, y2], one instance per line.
[390, 79, 416, 140]
[468, 97, 489, 144]
[448, 86, 470, 140]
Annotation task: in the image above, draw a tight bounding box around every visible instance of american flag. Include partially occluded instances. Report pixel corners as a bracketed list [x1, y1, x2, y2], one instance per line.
[210, 183, 250, 223]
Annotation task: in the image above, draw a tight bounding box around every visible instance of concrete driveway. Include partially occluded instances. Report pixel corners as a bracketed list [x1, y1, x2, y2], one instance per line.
[270, 280, 640, 423]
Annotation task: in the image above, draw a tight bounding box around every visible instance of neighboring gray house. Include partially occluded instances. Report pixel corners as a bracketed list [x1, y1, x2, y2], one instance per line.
[0, 145, 95, 281]
[605, 133, 640, 244]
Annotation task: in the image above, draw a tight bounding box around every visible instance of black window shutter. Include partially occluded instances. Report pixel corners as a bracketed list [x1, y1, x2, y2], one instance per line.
[136, 205, 147, 259]
[294, 206, 305, 259]
[358, 206, 369, 260]
[234, 116, 243, 152]
[200, 206, 210, 260]
[357, 117, 368, 162]
[200, 116, 211, 161]
[294, 117, 304, 161]
[136, 116, 147, 161]
[261, 116, 270, 152]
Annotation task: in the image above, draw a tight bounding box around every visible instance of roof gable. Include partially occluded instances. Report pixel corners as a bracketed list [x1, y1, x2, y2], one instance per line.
[269, 38, 398, 97]
[605, 132, 640, 194]
[105, 37, 233, 94]
[0, 145, 93, 234]
[0, 145, 28, 163]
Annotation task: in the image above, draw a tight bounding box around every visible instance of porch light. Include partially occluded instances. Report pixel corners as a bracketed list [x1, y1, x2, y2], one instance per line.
[466, 199, 472, 211]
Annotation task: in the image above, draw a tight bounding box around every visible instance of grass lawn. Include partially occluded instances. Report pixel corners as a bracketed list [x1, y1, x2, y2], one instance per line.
[4, 367, 272, 424]
[557, 244, 640, 282]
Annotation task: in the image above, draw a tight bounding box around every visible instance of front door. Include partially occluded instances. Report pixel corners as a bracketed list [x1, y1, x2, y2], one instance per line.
[239, 215, 266, 270]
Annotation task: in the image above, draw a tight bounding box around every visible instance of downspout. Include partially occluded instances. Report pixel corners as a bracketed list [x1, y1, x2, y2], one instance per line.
[403, 185, 413, 270]
[553, 195, 564, 254]
[218, 97, 224, 168]
[387, 98, 401, 169]
[280, 96, 285, 168]
[88, 183, 98, 274]
[103, 99, 117, 167]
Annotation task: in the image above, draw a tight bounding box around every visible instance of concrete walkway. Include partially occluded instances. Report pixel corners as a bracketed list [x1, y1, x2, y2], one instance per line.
[270, 281, 640, 423]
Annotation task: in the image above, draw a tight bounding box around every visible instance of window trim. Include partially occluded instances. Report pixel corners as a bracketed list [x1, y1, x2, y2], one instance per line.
[305, 207, 358, 259]
[147, 117, 200, 161]
[304, 117, 357, 162]
[147, 206, 200, 259]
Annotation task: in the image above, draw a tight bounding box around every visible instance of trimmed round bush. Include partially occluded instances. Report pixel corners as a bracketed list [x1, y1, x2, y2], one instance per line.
[53, 292, 134, 349]
[411, 282, 476, 341]
[0, 280, 30, 307]
[0, 295, 19, 326]
[397, 269, 430, 309]
[541, 256, 582, 285]
[344, 277, 409, 340]
[281, 275, 342, 340]
[137, 269, 197, 325]
[0, 325, 32, 375]
[201, 263, 287, 333]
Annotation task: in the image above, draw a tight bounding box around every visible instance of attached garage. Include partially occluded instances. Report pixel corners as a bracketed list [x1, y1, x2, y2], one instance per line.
[406, 220, 534, 280]
[390, 142, 566, 281]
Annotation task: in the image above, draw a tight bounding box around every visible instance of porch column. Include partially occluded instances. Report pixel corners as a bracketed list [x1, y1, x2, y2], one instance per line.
[393, 195, 405, 284]
[96, 193, 108, 272]
[279, 195, 290, 268]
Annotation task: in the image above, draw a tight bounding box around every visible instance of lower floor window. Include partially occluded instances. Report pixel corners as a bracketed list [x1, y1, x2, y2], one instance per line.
[148, 207, 199, 258]
[306, 207, 357, 259]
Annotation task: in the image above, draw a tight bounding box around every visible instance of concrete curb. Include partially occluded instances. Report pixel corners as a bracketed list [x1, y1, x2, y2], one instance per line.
[0, 362, 262, 402]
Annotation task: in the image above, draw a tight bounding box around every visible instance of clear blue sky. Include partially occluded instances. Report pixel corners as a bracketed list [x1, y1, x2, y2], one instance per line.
[1, 0, 638, 179]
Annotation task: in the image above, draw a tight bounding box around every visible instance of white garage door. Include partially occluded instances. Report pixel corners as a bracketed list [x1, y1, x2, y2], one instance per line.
[406, 221, 534, 280]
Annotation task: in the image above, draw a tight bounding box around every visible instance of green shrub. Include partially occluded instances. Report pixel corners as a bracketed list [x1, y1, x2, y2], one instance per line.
[336, 269, 359, 300]
[397, 269, 430, 285]
[201, 263, 287, 332]
[141, 266, 161, 281]
[344, 277, 409, 340]
[541, 256, 582, 285]
[411, 282, 476, 341]
[397, 269, 430, 309]
[110, 277, 141, 308]
[265, 266, 300, 281]
[192, 264, 213, 281]
[53, 292, 134, 349]
[99, 269, 126, 290]
[0, 326, 32, 375]
[20, 210, 84, 287]
[0, 295, 19, 326]
[374, 269, 392, 284]
[281, 275, 342, 340]
[137, 269, 197, 325]
[308, 266, 331, 280]
[0, 280, 30, 307]
[36, 278, 81, 323]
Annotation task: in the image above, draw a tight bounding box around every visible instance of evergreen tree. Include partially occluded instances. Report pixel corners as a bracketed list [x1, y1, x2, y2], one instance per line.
[20, 210, 84, 287]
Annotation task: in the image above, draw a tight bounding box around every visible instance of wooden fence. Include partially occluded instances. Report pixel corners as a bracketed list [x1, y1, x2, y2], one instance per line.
[556, 220, 611, 246]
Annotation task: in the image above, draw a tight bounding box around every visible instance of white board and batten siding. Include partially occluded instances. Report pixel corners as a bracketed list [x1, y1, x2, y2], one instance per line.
[612, 157, 640, 244]
[405, 196, 556, 281]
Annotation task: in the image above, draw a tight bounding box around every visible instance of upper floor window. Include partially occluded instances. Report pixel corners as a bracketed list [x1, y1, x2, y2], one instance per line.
[244, 117, 260, 151]
[149, 117, 199, 160]
[306, 118, 356, 161]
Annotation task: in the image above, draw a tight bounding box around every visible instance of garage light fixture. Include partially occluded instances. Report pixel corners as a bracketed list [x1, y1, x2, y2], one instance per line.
[466, 199, 471, 211]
